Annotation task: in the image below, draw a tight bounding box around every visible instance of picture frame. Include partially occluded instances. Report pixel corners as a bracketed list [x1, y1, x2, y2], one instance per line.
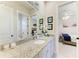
[33, 24, 37, 26]
[48, 24, 53, 30]
[47, 16, 53, 23]
[39, 18, 43, 24]
[39, 24, 43, 30]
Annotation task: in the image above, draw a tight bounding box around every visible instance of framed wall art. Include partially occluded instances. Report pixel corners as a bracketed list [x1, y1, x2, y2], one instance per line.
[39, 18, 43, 24]
[48, 24, 53, 30]
[47, 16, 53, 23]
[39, 24, 43, 30]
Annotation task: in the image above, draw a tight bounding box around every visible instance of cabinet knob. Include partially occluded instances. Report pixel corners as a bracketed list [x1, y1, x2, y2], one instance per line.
[11, 35, 14, 37]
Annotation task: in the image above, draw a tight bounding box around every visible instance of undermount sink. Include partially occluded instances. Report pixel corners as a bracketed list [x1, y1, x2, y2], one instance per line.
[34, 40, 45, 44]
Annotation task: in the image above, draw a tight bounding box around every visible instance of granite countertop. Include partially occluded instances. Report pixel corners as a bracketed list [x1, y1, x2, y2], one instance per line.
[0, 37, 51, 58]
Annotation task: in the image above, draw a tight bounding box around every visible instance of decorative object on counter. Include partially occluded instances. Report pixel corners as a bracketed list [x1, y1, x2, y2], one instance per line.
[48, 24, 53, 30]
[42, 29, 48, 36]
[39, 18, 43, 24]
[47, 16, 53, 23]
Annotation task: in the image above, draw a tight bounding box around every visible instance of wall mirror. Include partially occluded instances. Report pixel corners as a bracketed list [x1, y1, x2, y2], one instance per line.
[17, 11, 29, 41]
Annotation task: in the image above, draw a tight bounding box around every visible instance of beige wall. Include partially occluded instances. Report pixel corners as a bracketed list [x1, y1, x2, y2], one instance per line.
[37, 1, 57, 35]
[45, 2, 57, 35]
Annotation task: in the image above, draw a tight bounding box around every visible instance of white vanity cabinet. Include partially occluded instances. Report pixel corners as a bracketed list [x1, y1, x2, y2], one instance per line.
[0, 37, 55, 58]
[46, 39, 54, 58]
[37, 46, 47, 58]
[35, 38, 54, 58]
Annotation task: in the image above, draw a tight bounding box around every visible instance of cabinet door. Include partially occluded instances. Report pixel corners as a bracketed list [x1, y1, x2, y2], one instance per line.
[46, 39, 54, 58]
[0, 4, 14, 43]
[46, 41, 51, 58]
[50, 40, 54, 57]
[38, 40, 53, 58]
[38, 46, 47, 58]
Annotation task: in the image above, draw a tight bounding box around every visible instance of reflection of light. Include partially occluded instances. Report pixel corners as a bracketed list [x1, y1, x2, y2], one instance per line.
[62, 15, 70, 20]
[64, 12, 69, 16]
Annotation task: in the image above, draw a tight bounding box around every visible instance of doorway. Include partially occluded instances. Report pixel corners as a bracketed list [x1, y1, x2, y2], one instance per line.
[58, 2, 77, 58]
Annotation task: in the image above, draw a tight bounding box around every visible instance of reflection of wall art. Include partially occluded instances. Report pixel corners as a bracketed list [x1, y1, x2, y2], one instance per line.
[39, 24, 43, 30]
[63, 25, 68, 28]
[47, 16, 53, 23]
[72, 24, 77, 27]
[48, 24, 53, 30]
[39, 18, 43, 24]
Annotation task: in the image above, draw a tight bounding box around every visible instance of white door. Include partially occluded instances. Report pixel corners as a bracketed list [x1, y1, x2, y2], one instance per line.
[58, 2, 77, 58]
[0, 4, 14, 44]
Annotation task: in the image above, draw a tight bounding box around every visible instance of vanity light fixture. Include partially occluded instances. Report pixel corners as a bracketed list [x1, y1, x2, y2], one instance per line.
[62, 15, 70, 20]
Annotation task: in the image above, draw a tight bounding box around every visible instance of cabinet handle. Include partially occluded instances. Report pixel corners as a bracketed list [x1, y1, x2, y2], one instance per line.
[11, 35, 14, 37]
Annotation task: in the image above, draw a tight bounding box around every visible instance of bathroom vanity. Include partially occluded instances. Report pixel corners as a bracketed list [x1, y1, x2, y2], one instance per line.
[0, 36, 55, 58]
